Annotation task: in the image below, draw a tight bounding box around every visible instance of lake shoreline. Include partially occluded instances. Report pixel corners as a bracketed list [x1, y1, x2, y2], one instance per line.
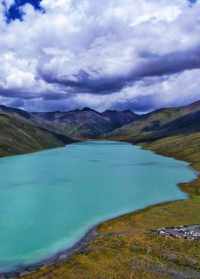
[0, 226, 98, 279]
[1, 199, 191, 279]
[0, 140, 199, 279]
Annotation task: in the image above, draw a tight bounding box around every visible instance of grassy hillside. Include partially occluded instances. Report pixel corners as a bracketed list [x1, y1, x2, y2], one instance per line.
[0, 107, 74, 157]
[107, 101, 200, 143]
[142, 132, 200, 196]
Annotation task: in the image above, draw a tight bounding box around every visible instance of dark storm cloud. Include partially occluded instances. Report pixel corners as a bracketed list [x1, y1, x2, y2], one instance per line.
[41, 46, 200, 95]
[0, 84, 72, 101]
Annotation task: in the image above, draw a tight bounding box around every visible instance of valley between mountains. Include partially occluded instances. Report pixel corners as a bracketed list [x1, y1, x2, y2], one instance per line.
[1, 101, 200, 279]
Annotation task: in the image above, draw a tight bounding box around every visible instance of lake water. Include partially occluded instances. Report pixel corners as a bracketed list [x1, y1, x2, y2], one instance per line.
[0, 141, 196, 272]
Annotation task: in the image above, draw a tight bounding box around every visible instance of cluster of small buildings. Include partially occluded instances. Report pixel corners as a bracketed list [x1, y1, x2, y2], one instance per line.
[155, 225, 200, 240]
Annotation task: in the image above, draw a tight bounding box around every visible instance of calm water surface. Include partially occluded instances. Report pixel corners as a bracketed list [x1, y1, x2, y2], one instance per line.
[0, 141, 196, 271]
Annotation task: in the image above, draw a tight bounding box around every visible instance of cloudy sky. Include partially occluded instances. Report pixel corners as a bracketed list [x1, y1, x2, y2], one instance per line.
[0, 0, 199, 112]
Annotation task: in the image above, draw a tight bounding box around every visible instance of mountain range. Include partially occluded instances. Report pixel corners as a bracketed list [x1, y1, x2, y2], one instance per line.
[0, 100, 200, 157]
[107, 101, 200, 143]
[0, 106, 137, 156]
[32, 108, 138, 139]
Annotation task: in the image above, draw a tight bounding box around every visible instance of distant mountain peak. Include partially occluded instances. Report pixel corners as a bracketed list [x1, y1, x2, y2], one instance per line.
[81, 107, 98, 113]
[0, 105, 31, 119]
[103, 109, 137, 115]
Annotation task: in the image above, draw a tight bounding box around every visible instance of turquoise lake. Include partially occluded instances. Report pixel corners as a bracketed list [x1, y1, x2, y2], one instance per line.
[0, 141, 197, 272]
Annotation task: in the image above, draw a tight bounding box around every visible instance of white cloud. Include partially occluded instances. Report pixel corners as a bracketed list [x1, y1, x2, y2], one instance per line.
[0, 0, 200, 111]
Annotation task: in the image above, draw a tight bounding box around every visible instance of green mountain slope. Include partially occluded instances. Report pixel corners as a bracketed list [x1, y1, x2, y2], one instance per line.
[0, 106, 75, 157]
[107, 101, 200, 143]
